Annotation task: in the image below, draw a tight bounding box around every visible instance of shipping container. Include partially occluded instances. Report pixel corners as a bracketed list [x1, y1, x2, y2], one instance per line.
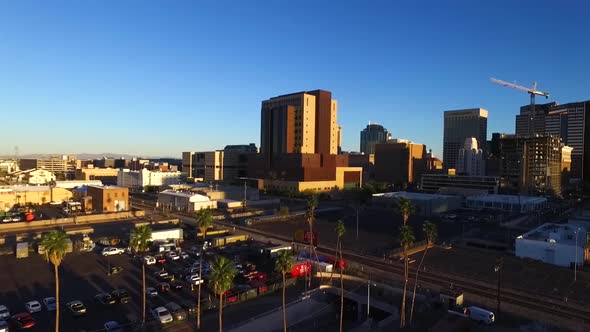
[211, 234, 249, 248]
[291, 260, 311, 277]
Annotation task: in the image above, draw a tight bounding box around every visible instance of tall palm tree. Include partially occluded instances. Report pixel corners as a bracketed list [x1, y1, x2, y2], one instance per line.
[399, 224, 415, 328]
[195, 208, 213, 330]
[305, 191, 319, 287]
[209, 256, 237, 332]
[409, 221, 437, 325]
[335, 220, 346, 332]
[396, 197, 415, 226]
[41, 230, 70, 332]
[130, 225, 152, 325]
[274, 250, 293, 332]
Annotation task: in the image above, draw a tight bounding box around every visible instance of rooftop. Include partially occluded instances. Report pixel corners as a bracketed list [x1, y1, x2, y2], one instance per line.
[518, 223, 586, 247]
[466, 194, 547, 205]
[374, 191, 456, 201]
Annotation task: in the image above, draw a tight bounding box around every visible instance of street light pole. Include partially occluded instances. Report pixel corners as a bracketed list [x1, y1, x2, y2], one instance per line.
[574, 227, 580, 281]
[367, 279, 370, 319]
[356, 207, 359, 240]
[494, 257, 503, 322]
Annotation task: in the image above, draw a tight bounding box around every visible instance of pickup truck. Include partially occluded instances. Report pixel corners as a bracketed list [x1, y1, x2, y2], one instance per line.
[102, 247, 125, 256]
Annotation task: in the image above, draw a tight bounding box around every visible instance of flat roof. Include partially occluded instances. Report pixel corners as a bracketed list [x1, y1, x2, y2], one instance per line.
[518, 223, 586, 246]
[466, 194, 546, 205]
[374, 191, 456, 201]
[87, 185, 125, 189]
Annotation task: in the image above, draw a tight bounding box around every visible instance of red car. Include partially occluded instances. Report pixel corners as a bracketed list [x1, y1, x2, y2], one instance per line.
[11, 312, 35, 329]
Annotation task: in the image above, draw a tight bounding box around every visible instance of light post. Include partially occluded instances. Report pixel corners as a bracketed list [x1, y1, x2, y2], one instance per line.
[356, 206, 359, 240]
[367, 279, 376, 320]
[575, 227, 581, 281]
[494, 257, 503, 322]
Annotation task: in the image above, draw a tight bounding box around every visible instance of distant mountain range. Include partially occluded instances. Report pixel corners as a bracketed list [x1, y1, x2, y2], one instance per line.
[1, 153, 161, 160]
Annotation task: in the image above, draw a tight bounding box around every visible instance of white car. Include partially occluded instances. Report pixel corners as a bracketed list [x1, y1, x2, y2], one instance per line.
[146, 287, 158, 297]
[102, 247, 125, 256]
[0, 305, 9, 319]
[179, 252, 189, 259]
[185, 275, 203, 285]
[165, 251, 180, 261]
[1, 217, 11, 223]
[104, 321, 123, 332]
[152, 306, 173, 324]
[143, 255, 156, 265]
[0, 320, 8, 332]
[11, 216, 21, 222]
[43, 297, 56, 311]
[25, 301, 41, 313]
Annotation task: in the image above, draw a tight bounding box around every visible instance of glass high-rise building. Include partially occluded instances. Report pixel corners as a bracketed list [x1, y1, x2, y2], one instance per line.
[360, 123, 391, 154]
[443, 108, 488, 170]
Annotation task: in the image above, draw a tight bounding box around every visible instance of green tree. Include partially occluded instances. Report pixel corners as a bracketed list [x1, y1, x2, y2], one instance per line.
[195, 208, 213, 330]
[209, 256, 237, 332]
[274, 250, 293, 332]
[399, 224, 415, 328]
[409, 221, 437, 325]
[130, 225, 152, 325]
[396, 197, 415, 226]
[41, 230, 70, 332]
[334, 220, 346, 332]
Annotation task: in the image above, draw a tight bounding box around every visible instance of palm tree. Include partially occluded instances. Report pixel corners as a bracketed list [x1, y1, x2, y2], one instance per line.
[409, 221, 437, 325]
[209, 256, 237, 332]
[305, 191, 319, 287]
[335, 220, 346, 332]
[195, 208, 213, 329]
[274, 250, 293, 332]
[130, 225, 152, 325]
[399, 224, 415, 328]
[396, 197, 415, 226]
[41, 230, 70, 332]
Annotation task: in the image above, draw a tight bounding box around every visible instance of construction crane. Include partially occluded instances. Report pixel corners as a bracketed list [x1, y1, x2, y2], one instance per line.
[490, 78, 550, 137]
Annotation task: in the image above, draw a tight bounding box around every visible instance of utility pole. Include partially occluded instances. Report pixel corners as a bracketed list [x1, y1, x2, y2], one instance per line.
[494, 257, 503, 321]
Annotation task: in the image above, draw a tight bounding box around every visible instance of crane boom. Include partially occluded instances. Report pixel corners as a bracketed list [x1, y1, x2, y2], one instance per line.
[490, 78, 549, 98]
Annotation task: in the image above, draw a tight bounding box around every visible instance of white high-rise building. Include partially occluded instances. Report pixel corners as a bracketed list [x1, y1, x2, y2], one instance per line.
[456, 137, 485, 176]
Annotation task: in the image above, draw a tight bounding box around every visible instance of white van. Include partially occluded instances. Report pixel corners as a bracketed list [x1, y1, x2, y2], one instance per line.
[466, 306, 495, 324]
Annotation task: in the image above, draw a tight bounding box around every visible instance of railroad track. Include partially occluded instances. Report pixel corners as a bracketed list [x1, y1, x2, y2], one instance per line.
[134, 203, 590, 324]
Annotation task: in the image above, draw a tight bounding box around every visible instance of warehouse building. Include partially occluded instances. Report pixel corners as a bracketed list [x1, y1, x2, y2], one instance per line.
[372, 191, 461, 217]
[465, 194, 546, 213]
[516, 223, 587, 267]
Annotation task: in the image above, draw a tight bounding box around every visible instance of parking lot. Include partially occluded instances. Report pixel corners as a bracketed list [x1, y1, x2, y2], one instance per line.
[0, 232, 308, 331]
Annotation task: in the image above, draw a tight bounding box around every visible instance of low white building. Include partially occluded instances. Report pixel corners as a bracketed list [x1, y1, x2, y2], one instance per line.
[117, 168, 182, 189]
[55, 180, 103, 189]
[157, 190, 217, 212]
[372, 191, 462, 216]
[516, 223, 587, 267]
[28, 169, 56, 185]
[465, 194, 547, 213]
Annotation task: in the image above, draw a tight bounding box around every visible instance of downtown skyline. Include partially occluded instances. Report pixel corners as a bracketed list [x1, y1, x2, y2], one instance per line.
[1, 1, 590, 158]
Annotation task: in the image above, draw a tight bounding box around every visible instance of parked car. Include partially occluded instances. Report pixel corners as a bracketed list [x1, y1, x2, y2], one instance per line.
[154, 254, 166, 264]
[104, 321, 123, 332]
[164, 302, 186, 321]
[170, 281, 184, 290]
[42, 297, 56, 311]
[102, 247, 125, 256]
[11, 313, 35, 329]
[25, 301, 41, 314]
[66, 301, 87, 316]
[109, 266, 124, 275]
[94, 293, 116, 305]
[11, 216, 21, 222]
[179, 252, 189, 259]
[157, 283, 170, 293]
[111, 290, 131, 304]
[1, 217, 11, 223]
[0, 305, 9, 319]
[151, 307, 173, 324]
[0, 319, 8, 332]
[185, 275, 203, 285]
[165, 251, 180, 261]
[146, 287, 158, 298]
[143, 255, 156, 265]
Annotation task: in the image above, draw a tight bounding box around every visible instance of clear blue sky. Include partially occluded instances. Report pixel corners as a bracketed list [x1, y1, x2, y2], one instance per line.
[1, 1, 589, 158]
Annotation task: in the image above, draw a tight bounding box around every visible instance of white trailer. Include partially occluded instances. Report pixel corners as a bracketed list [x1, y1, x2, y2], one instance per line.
[130, 228, 183, 243]
[466, 306, 495, 324]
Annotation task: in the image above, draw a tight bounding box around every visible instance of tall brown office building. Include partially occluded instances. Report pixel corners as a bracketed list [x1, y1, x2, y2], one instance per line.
[374, 140, 426, 187]
[515, 100, 590, 190]
[443, 109, 488, 170]
[253, 90, 361, 192]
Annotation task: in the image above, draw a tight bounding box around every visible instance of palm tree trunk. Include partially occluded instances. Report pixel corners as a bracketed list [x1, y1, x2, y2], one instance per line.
[54, 264, 60, 332]
[218, 293, 223, 332]
[400, 247, 408, 328]
[409, 246, 429, 325]
[197, 246, 203, 329]
[339, 241, 344, 332]
[329, 238, 338, 283]
[308, 219, 313, 288]
[142, 262, 146, 324]
[282, 272, 287, 332]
